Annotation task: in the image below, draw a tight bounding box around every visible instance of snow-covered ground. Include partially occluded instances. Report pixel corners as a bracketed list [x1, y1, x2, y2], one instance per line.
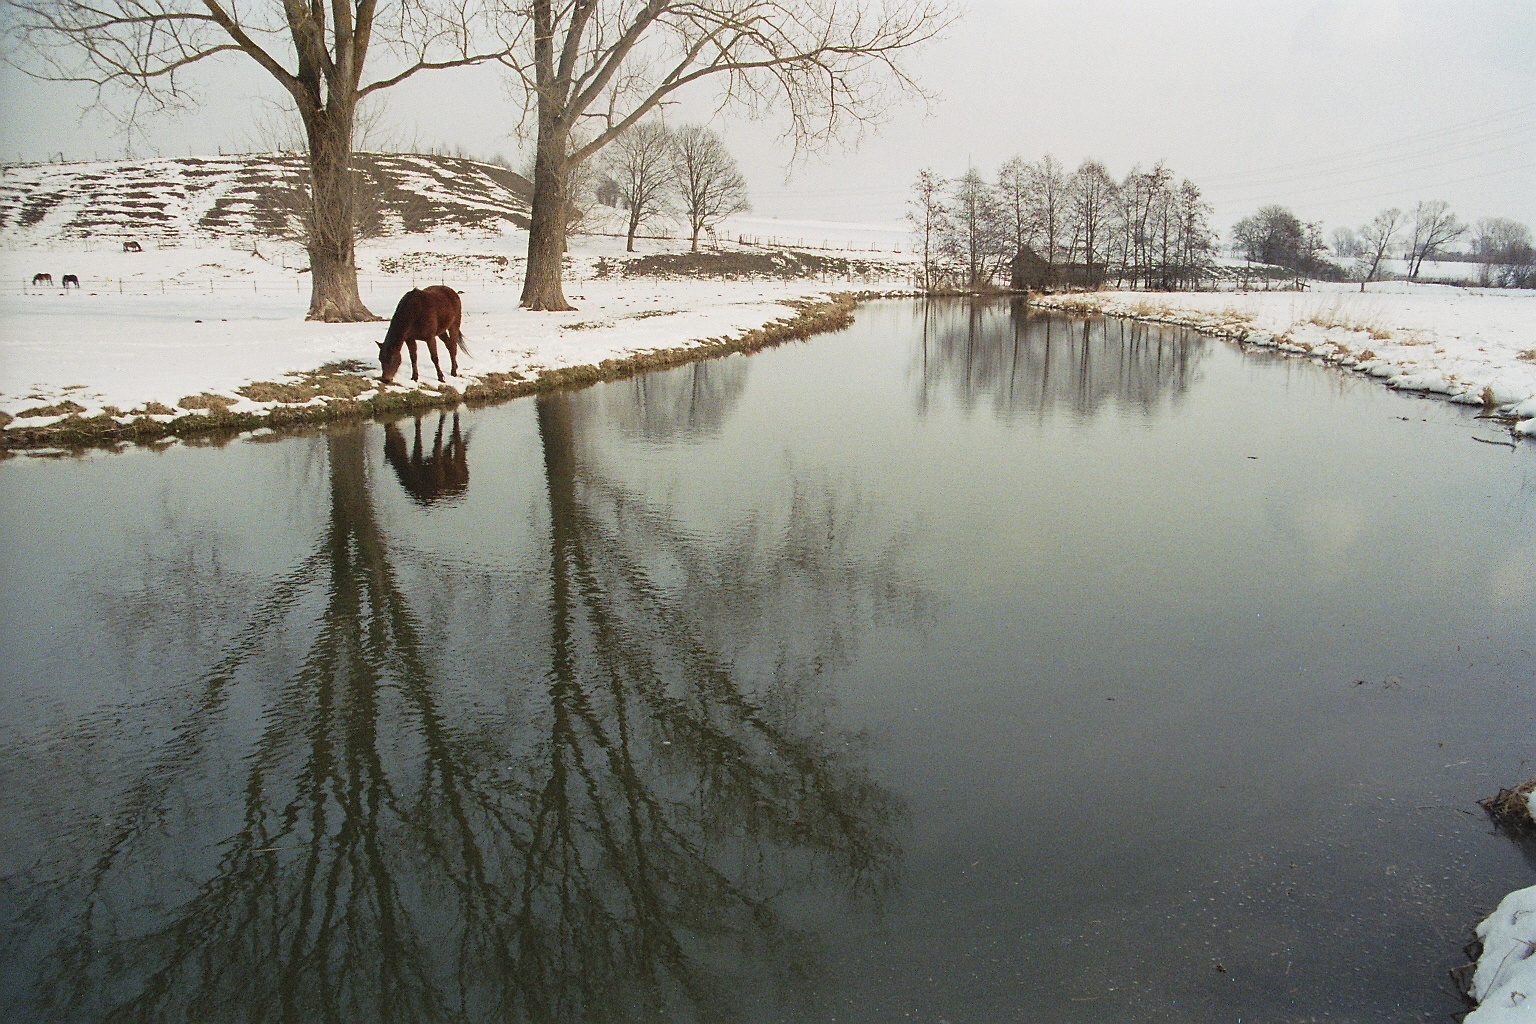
[4, 233, 1533, 439]
[1468, 880, 1536, 1023]
[1033, 282, 1536, 436]
[0, 228, 911, 432]
[2, 223, 1533, 1014]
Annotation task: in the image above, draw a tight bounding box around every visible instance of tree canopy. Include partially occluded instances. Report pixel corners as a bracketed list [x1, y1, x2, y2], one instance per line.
[2, 0, 513, 320]
[500, 0, 952, 310]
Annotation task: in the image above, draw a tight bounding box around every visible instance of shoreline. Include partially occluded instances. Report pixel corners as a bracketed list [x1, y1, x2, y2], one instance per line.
[1028, 289, 1536, 438]
[0, 289, 893, 454]
[6, 282, 1533, 452]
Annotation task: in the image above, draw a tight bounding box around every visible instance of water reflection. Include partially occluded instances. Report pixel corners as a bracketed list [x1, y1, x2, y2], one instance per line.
[916, 298, 1208, 419]
[6, 393, 915, 1023]
[384, 410, 471, 505]
[598, 357, 750, 443]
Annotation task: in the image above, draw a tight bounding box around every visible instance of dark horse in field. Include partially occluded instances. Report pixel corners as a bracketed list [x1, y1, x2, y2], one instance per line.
[62, 274, 79, 289]
[32, 273, 52, 286]
[378, 285, 466, 383]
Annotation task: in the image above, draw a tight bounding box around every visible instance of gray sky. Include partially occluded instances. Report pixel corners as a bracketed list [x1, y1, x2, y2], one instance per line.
[2, 0, 1533, 239]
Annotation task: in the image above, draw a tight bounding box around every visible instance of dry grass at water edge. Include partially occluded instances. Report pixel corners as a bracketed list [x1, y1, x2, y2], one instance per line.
[1479, 778, 1536, 834]
[1296, 296, 1394, 341]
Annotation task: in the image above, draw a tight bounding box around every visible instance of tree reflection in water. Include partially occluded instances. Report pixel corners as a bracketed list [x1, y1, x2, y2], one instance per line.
[5, 392, 917, 1024]
[916, 298, 1209, 419]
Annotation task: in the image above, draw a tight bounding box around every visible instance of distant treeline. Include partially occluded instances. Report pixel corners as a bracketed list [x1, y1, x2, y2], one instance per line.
[1232, 202, 1534, 289]
[908, 157, 1218, 292]
[911, 158, 1536, 292]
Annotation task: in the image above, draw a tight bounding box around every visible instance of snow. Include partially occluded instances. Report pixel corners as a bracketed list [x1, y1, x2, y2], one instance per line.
[1467, 885, 1536, 1023]
[2, 219, 1533, 1013]
[1032, 282, 1536, 436]
[0, 229, 910, 427]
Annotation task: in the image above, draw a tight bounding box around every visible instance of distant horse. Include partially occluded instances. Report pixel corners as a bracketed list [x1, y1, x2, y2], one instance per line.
[122, 240, 142, 253]
[32, 273, 52, 286]
[62, 274, 80, 289]
[378, 285, 467, 383]
[383, 411, 470, 505]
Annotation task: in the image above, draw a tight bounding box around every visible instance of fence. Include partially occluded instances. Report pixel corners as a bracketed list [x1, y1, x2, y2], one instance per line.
[5, 273, 538, 297]
[737, 235, 905, 255]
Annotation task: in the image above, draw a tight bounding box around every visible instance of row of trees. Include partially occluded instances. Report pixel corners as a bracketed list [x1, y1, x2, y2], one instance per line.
[1236, 201, 1536, 290]
[909, 157, 1216, 291]
[4, 0, 951, 319]
[598, 123, 749, 253]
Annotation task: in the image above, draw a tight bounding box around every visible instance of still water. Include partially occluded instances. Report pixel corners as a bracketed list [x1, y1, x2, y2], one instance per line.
[2, 299, 1533, 1023]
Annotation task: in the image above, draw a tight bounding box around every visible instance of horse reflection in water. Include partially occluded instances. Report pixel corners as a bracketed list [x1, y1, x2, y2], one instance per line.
[383, 410, 470, 505]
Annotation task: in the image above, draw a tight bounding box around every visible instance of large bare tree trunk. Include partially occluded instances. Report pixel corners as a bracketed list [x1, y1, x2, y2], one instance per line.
[521, 122, 575, 311]
[303, 112, 378, 322]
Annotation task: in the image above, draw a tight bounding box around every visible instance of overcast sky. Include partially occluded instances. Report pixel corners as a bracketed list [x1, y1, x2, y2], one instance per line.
[2, 0, 1532, 239]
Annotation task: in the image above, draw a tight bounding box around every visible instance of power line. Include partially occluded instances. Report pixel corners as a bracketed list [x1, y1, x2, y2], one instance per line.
[1199, 101, 1536, 188]
[1214, 160, 1536, 215]
[1210, 148, 1536, 207]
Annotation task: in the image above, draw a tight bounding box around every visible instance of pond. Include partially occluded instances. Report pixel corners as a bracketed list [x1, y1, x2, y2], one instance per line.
[2, 299, 1533, 1023]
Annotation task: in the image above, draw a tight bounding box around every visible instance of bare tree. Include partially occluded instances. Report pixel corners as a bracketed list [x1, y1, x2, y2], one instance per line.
[1471, 216, 1533, 287]
[603, 120, 675, 251]
[2, 0, 513, 322]
[1330, 226, 1363, 260]
[1066, 158, 1115, 271]
[940, 168, 1009, 289]
[995, 156, 1033, 258]
[1027, 154, 1067, 264]
[498, 0, 952, 311]
[1356, 207, 1403, 292]
[1167, 177, 1214, 289]
[1121, 163, 1173, 288]
[1232, 205, 1306, 270]
[670, 124, 749, 251]
[907, 167, 949, 291]
[1405, 200, 1465, 280]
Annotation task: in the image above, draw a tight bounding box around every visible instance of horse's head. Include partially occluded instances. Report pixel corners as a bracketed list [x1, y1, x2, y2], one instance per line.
[378, 340, 402, 383]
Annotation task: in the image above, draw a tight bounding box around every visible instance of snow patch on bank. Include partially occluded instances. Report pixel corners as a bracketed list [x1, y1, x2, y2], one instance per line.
[1466, 886, 1536, 1023]
[1032, 283, 1536, 436]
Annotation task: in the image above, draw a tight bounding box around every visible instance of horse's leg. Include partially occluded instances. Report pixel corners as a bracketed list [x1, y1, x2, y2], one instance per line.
[426, 337, 446, 382]
[408, 339, 421, 381]
[440, 329, 460, 377]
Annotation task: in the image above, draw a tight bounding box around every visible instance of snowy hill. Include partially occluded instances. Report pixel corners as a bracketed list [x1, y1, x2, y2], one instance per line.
[0, 152, 531, 245]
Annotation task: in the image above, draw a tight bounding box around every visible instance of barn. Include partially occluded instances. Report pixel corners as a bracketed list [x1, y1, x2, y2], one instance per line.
[1009, 245, 1106, 291]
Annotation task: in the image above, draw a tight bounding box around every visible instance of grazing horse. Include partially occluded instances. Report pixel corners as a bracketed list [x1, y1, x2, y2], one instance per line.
[378, 285, 467, 383]
[122, 240, 142, 252]
[32, 273, 52, 286]
[62, 274, 80, 289]
[383, 411, 470, 505]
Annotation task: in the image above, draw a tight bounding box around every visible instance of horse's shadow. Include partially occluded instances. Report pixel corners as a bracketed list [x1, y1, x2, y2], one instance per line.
[383, 411, 470, 506]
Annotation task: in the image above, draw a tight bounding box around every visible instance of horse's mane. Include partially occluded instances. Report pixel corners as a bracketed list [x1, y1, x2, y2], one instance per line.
[382, 289, 421, 350]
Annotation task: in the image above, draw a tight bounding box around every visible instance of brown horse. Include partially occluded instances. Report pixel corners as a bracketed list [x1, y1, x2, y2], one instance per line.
[32, 273, 52, 286]
[378, 285, 467, 383]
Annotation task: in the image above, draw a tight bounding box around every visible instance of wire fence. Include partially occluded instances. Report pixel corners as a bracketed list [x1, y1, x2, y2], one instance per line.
[736, 235, 906, 255]
[4, 274, 528, 297]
